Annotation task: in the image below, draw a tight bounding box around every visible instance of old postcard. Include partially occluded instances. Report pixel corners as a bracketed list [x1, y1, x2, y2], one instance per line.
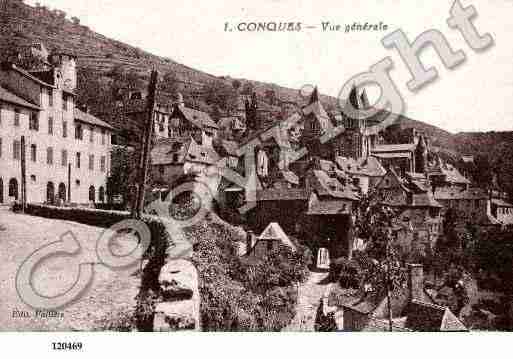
[0, 0, 512, 353]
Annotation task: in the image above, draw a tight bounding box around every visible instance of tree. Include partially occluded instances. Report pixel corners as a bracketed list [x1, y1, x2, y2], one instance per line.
[160, 71, 180, 98]
[241, 82, 255, 95]
[353, 196, 408, 331]
[203, 80, 238, 113]
[264, 89, 276, 105]
[231, 79, 242, 90]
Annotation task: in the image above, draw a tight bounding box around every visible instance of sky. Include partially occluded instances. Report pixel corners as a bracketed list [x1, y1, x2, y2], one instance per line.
[24, 0, 513, 133]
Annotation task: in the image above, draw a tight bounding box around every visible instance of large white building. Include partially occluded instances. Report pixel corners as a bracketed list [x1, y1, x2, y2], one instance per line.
[0, 54, 113, 205]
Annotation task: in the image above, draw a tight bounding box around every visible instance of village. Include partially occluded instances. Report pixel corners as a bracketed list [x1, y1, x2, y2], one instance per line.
[1, 36, 513, 332]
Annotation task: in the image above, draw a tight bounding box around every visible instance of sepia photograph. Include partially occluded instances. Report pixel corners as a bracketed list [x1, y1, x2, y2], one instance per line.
[1, 0, 513, 353]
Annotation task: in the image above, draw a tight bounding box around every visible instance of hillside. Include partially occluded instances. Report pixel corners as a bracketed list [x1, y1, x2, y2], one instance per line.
[0, 0, 337, 107]
[3, 0, 513, 175]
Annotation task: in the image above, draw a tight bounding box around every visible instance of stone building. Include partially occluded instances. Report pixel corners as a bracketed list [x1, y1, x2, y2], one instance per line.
[0, 59, 112, 205]
[373, 169, 443, 252]
[328, 264, 467, 331]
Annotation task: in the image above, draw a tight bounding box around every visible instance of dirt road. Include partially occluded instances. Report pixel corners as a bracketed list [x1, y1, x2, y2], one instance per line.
[0, 210, 140, 331]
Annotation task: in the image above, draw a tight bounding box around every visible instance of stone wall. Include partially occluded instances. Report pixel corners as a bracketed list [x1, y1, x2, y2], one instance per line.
[152, 228, 200, 331]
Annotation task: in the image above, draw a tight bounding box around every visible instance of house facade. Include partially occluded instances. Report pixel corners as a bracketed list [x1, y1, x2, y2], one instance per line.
[0, 58, 112, 205]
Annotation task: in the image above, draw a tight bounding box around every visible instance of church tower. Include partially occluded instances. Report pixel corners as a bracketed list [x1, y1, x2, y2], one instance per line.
[414, 135, 428, 173]
[339, 85, 369, 160]
[245, 92, 258, 131]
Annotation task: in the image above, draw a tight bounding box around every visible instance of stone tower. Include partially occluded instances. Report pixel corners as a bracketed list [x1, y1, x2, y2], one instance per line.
[50, 52, 77, 91]
[414, 135, 428, 174]
[245, 92, 258, 131]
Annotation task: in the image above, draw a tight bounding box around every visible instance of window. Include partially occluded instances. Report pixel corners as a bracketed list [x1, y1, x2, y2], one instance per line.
[89, 126, 94, 143]
[61, 150, 67, 167]
[159, 165, 164, 174]
[48, 117, 53, 135]
[89, 154, 94, 171]
[13, 140, 20, 160]
[14, 109, 20, 126]
[75, 124, 83, 140]
[101, 129, 106, 145]
[30, 144, 36, 162]
[0, 138, 2, 158]
[29, 112, 39, 131]
[100, 156, 106, 172]
[475, 199, 479, 208]
[62, 121, 67, 138]
[159, 115, 164, 132]
[76, 152, 81, 169]
[88, 186, 95, 202]
[48, 89, 53, 107]
[62, 94, 68, 111]
[47, 147, 53, 165]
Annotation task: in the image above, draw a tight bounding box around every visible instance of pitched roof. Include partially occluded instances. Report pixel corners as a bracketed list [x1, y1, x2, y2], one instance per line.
[411, 192, 443, 208]
[256, 188, 309, 201]
[151, 137, 219, 166]
[176, 106, 218, 129]
[258, 222, 296, 251]
[440, 164, 471, 185]
[434, 187, 488, 201]
[8, 63, 55, 88]
[311, 170, 359, 201]
[0, 86, 40, 110]
[74, 108, 114, 130]
[151, 139, 188, 165]
[372, 143, 416, 153]
[335, 156, 386, 177]
[404, 300, 467, 331]
[307, 192, 352, 215]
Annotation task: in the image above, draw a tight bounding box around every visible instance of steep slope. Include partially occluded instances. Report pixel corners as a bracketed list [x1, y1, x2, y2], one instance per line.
[0, 0, 336, 106]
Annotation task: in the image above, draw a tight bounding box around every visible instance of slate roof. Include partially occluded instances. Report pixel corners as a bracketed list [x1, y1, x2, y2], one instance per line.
[8, 63, 55, 88]
[256, 188, 309, 201]
[434, 187, 488, 201]
[177, 106, 218, 130]
[404, 300, 467, 331]
[307, 192, 352, 215]
[151, 137, 219, 166]
[74, 108, 114, 130]
[440, 164, 471, 185]
[372, 143, 416, 153]
[0, 86, 40, 110]
[311, 170, 360, 201]
[335, 156, 386, 177]
[258, 222, 296, 251]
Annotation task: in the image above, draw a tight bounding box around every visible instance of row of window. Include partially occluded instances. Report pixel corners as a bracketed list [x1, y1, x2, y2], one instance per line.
[40, 88, 71, 111]
[0, 107, 108, 145]
[498, 207, 513, 215]
[0, 139, 107, 172]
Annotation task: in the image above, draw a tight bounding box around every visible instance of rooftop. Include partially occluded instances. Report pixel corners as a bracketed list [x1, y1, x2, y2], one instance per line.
[74, 108, 113, 130]
[0, 85, 40, 110]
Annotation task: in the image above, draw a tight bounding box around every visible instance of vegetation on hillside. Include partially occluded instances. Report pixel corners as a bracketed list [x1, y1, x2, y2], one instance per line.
[187, 220, 311, 331]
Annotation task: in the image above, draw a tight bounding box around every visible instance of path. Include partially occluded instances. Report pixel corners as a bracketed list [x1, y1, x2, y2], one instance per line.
[283, 271, 332, 331]
[0, 209, 140, 331]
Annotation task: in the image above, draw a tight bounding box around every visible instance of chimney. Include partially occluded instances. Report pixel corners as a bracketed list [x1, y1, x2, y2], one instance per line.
[407, 263, 424, 301]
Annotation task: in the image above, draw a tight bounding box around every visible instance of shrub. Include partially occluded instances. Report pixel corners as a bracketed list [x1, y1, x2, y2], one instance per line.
[188, 220, 310, 331]
[337, 258, 362, 289]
